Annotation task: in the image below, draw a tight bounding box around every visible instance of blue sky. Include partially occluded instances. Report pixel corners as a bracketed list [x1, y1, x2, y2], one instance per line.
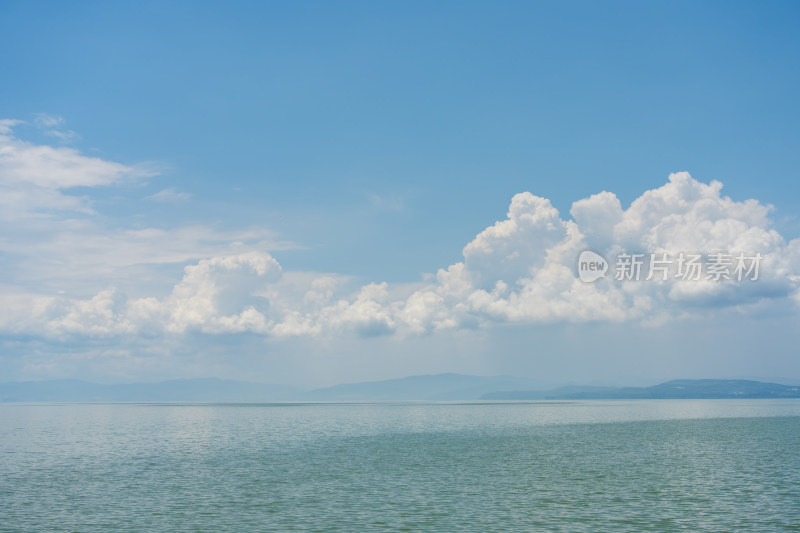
[1, 1, 799, 386]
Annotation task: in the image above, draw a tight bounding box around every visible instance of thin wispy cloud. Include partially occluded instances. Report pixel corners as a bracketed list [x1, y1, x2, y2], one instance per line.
[146, 187, 192, 203]
[34, 113, 80, 141]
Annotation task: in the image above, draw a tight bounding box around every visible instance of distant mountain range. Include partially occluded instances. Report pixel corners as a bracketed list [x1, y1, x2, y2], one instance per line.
[481, 379, 800, 400]
[1, 375, 800, 402]
[0, 374, 549, 403]
[0, 378, 298, 403]
[304, 373, 551, 401]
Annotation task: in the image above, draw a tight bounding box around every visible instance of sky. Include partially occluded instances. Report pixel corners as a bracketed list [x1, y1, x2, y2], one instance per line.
[1, 0, 799, 387]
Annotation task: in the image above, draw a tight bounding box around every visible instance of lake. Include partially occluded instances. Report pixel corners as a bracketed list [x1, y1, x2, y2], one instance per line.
[2, 400, 799, 531]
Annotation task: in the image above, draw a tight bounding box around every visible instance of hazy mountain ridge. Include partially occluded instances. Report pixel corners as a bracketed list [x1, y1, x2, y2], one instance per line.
[0, 374, 550, 402]
[2, 376, 800, 402]
[304, 373, 552, 401]
[481, 379, 800, 400]
[0, 378, 298, 402]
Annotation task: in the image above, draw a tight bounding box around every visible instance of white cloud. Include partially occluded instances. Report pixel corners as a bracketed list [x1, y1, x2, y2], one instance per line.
[0, 120, 295, 295]
[162, 251, 282, 334]
[0, 125, 145, 190]
[416, 173, 796, 328]
[17, 251, 283, 338]
[0, 119, 151, 219]
[462, 192, 568, 290]
[7, 172, 795, 342]
[0, 122, 797, 343]
[264, 172, 798, 337]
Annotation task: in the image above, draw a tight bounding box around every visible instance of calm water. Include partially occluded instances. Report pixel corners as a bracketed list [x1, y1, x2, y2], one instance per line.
[2, 400, 800, 532]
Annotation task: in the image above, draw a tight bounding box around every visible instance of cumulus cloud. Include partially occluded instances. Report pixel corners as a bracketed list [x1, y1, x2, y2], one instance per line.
[7, 172, 798, 341]
[394, 173, 797, 332]
[164, 252, 281, 334]
[20, 251, 283, 339]
[0, 120, 796, 339]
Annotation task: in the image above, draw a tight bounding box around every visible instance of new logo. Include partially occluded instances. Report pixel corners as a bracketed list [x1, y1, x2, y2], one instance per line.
[577, 250, 608, 283]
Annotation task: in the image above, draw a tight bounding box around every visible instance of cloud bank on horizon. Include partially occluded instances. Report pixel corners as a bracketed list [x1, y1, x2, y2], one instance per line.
[2, 120, 799, 344]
